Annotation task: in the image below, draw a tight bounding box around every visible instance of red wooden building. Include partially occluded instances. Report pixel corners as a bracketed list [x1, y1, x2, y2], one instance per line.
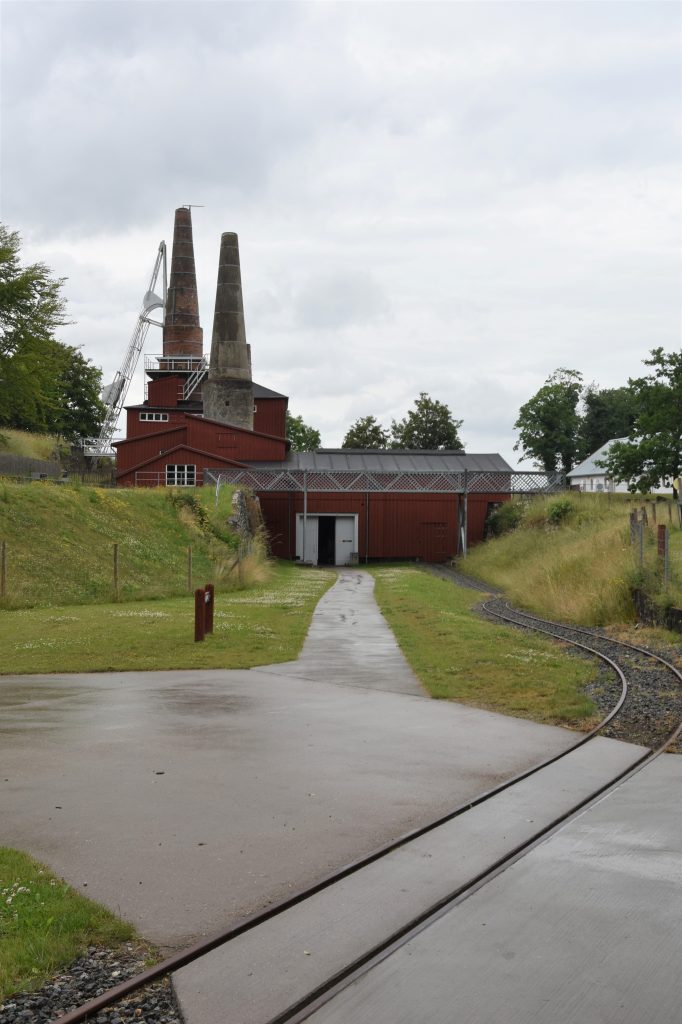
[115, 208, 516, 563]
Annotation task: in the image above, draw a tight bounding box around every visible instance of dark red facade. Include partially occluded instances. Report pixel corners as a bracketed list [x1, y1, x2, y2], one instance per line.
[260, 491, 509, 562]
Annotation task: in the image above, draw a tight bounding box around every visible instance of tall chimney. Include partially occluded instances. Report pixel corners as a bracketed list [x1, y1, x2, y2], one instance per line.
[203, 232, 254, 430]
[162, 207, 203, 359]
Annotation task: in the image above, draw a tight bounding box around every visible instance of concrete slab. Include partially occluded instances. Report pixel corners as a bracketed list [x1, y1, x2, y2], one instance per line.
[305, 753, 682, 1024]
[0, 570, 576, 951]
[173, 735, 647, 1024]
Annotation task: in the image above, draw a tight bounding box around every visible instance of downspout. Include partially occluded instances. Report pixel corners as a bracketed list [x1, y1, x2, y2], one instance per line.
[365, 491, 370, 564]
[462, 468, 468, 558]
[302, 469, 308, 564]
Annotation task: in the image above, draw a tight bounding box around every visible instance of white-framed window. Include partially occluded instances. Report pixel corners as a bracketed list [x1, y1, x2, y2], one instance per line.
[140, 412, 169, 422]
[166, 464, 196, 486]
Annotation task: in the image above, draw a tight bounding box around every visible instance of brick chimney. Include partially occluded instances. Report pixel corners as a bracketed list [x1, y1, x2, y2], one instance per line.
[162, 207, 203, 359]
[203, 232, 254, 430]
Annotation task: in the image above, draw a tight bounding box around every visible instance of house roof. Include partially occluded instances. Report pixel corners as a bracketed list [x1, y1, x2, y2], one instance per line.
[567, 438, 627, 479]
[253, 382, 288, 400]
[249, 449, 513, 473]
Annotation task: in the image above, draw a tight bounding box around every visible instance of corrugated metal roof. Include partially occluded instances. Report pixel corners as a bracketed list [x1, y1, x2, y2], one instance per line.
[567, 438, 627, 478]
[249, 449, 513, 472]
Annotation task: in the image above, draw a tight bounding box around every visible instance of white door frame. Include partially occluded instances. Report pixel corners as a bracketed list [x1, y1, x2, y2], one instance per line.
[295, 513, 359, 565]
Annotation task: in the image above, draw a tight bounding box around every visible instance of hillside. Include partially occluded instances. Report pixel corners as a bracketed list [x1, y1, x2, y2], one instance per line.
[460, 493, 682, 627]
[0, 481, 251, 608]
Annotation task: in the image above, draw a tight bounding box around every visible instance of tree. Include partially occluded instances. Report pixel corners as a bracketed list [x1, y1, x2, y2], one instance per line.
[342, 415, 389, 449]
[0, 225, 68, 359]
[0, 225, 105, 441]
[601, 348, 682, 494]
[576, 385, 639, 460]
[53, 345, 107, 442]
[286, 411, 321, 451]
[514, 369, 583, 473]
[390, 393, 463, 450]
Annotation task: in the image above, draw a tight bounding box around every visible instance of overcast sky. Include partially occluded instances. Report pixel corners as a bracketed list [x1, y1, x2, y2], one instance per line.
[1, 0, 680, 466]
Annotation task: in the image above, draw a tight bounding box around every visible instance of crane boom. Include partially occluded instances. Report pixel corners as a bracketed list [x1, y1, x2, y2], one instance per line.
[83, 242, 167, 457]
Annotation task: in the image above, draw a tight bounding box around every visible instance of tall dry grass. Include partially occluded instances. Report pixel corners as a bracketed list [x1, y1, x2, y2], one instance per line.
[463, 494, 642, 625]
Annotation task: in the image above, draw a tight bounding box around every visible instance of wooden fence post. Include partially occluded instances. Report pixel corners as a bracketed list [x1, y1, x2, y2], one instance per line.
[195, 588, 205, 642]
[1, 540, 6, 598]
[187, 545, 193, 592]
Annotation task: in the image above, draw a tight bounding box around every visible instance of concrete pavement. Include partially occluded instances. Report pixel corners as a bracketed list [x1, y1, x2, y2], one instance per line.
[0, 570, 578, 949]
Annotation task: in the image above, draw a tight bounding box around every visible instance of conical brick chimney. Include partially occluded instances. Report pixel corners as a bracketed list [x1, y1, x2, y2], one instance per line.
[203, 232, 254, 430]
[162, 207, 203, 359]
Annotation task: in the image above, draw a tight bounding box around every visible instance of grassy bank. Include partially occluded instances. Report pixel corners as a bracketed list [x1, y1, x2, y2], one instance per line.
[371, 567, 597, 726]
[0, 481, 255, 608]
[0, 428, 66, 462]
[461, 493, 682, 626]
[0, 848, 134, 1000]
[0, 562, 334, 674]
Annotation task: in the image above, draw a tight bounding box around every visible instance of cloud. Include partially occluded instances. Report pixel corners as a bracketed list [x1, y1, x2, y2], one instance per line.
[1, 1, 679, 467]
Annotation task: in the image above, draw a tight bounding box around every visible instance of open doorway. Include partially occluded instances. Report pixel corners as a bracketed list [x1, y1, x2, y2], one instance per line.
[318, 516, 336, 565]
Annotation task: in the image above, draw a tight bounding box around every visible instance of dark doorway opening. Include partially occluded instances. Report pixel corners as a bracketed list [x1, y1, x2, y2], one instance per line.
[318, 517, 336, 565]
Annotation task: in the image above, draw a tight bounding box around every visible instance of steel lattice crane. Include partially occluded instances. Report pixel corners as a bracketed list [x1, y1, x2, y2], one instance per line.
[83, 242, 167, 457]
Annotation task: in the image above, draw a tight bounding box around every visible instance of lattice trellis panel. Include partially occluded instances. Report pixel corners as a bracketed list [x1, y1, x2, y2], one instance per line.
[205, 468, 564, 495]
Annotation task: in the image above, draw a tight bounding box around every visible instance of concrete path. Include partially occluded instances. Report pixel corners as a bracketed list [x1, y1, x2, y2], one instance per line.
[0, 570, 579, 950]
[304, 753, 682, 1024]
[260, 569, 425, 695]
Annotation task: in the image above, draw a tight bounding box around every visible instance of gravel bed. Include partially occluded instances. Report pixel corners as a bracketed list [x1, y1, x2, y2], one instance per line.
[0, 944, 182, 1024]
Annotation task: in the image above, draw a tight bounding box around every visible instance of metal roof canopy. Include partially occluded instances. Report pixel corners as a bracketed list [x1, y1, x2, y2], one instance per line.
[206, 467, 564, 495]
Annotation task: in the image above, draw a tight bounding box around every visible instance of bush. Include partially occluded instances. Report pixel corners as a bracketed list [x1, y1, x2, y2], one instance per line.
[545, 497, 574, 525]
[487, 501, 525, 536]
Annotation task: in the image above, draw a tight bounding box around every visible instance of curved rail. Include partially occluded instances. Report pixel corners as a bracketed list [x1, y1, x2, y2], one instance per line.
[51, 602, 678, 1024]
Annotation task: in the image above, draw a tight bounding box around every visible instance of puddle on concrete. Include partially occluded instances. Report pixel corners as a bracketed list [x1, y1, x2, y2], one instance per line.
[149, 687, 253, 717]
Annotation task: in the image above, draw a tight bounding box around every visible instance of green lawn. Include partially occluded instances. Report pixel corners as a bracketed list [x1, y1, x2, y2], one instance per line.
[371, 566, 597, 726]
[0, 848, 135, 1000]
[0, 562, 334, 674]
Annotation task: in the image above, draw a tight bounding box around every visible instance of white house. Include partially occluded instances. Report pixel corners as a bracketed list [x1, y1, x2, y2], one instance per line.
[567, 438, 631, 493]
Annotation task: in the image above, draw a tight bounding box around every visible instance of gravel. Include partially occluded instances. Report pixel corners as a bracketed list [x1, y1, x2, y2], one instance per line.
[0, 944, 182, 1024]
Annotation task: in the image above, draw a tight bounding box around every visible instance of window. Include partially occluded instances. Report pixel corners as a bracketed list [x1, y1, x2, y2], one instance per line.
[166, 464, 196, 486]
[140, 412, 169, 422]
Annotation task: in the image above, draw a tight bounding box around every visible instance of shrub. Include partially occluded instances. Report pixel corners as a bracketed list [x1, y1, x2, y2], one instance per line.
[487, 501, 525, 536]
[545, 497, 574, 525]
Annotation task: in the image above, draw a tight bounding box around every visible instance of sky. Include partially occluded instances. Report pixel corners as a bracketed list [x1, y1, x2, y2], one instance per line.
[1, 0, 680, 467]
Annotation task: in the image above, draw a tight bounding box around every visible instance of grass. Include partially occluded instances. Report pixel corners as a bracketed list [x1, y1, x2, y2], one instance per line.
[0, 561, 334, 674]
[0, 429, 67, 462]
[0, 480, 252, 608]
[462, 493, 682, 626]
[0, 848, 135, 1000]
[371, 566, 597, 726]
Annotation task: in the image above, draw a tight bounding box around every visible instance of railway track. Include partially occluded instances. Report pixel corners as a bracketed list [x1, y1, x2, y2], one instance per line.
[36, 585, 682, 1024]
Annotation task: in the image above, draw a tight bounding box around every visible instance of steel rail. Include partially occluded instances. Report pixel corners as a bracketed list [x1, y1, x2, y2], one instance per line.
[263, 609, 682, 1024]
[50, 608, 642, 1024]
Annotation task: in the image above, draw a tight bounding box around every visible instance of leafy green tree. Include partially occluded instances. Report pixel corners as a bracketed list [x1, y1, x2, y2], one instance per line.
[576, 385, 639, 460]
[0, 225, 104, 441]
[514, 369, 583, 473]
[53, 345, 106, 441]
[0, 225, 68, 358]
[342, 415, 389, 449]
[601, 348, 682, 494]
[390, 393, 463, 450]
[286, 411, 321, 451]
